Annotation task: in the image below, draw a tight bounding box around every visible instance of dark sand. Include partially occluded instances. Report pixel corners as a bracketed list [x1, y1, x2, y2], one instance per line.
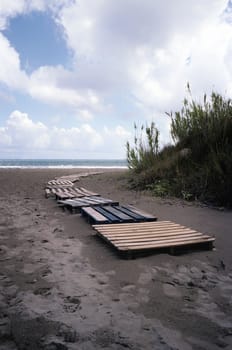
[0, 169, 232, 350]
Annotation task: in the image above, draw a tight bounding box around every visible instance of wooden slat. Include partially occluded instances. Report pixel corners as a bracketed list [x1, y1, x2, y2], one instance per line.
[45, 188, 51, 198]
[108, 233, 202, 243]
[56, 192, 75, 199]
[86, 196, 113, 204]
[79, 187, 99, 196]
[101, 229, 199, 239]
[124, 205, 156, 220]
[93, 224, 193, 234]
[112, 234, 210, 245]
[93, 221, 181, 230]
[102, 206, 134, 222]
[116, 206, 146, 221]
[94, 207, 121, 223]
[96, 228, 197, 236]
[117, 237, 215, 251]
[82, 207, 108, 223]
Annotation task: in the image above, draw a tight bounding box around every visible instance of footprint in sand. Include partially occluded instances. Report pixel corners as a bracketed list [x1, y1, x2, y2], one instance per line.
[63, 296, 81, 313]
[41, 239, 49, 244]
[163, 283, 182, 298]
[33, 287, 52, 296]
[57, 324, 78, 343]
[40, 268, 52, 278]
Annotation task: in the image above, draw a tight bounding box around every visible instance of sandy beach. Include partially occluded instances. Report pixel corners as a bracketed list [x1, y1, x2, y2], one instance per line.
[0, 169, 232, 350]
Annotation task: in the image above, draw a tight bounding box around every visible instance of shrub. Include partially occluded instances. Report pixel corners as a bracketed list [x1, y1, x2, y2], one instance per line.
[126, 122, 159, 172]
[126, 87, 232, 207]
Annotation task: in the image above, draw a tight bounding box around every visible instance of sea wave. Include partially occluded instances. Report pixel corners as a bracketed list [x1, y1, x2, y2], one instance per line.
[0, 165, 127, 169]
[0, 159, 128, 169]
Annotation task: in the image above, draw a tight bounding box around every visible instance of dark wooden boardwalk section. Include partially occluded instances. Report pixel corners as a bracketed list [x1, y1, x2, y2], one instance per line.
[81, 205, 157, 224]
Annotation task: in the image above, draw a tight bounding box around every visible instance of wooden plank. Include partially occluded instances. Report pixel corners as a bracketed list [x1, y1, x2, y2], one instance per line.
[79, 187, 99, 196]
[67, 199, 91, 207]
[85, 196, 114, 204]
[102, 206, 134, 222]
[92, 227, 196, 237]
[124, 205, 156, 220]
[92, 221, 184, 231]
[45, 188, 51, 198]
[79, 197, 105, 205]
[116, 206, 148, 221]
[52, 187, 98, 198]
[93, 224, 194, 234]
[109, 233, 207, 244]
[48, 180, 55, 185]
[56, 192, 75, 199]
[101, 229, 199, 239]
[65, 187, 78, 195]
[116, 237, 215, 251]
[94, 207, 121, 223]
[82, 206, 108, 223]
[113, 234, 214, 246]
[93, 220, 173, 228]
[75, 198, 117, 206]
[74, 198, 97, 205]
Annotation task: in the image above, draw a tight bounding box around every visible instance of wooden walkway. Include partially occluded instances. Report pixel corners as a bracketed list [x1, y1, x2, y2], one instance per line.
[45, 174, 216, 258]
[92, 221, 215, 255]
[81, 205, 157, 224]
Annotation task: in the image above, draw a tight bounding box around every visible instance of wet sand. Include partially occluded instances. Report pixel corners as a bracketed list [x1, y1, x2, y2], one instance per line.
[0, 169, 232, 350]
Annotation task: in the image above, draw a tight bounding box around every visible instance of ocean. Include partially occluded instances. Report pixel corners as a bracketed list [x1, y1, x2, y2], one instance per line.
[0, 159, 128, 169]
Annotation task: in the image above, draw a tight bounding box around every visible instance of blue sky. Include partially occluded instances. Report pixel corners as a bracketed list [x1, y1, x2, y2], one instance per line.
[0, 0, 232, 159]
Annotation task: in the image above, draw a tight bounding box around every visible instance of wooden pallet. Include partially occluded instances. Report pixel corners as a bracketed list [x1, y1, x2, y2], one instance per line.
[81, 205, 157, 224]
[92, 221, 215, 256]
[58, 196, 119, 213]
[48, 187, 99, 200]
[47, 179, 74, 187]
[56, 171, 102, 183]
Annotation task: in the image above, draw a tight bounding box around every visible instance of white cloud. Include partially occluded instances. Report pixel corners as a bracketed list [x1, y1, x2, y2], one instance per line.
[0, 110, 131, 158]
[54, 0, 232, 131]
[0, 0, 232, 153]
[6, 110, 49, 149]
[78, 109, 94, 121]
[0, 33, 29, 90]
[0, 127, 11, 146]
[29, 65, 103, 111]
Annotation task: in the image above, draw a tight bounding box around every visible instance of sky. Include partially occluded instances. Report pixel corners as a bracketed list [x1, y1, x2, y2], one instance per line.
[0, 0, 232, 159]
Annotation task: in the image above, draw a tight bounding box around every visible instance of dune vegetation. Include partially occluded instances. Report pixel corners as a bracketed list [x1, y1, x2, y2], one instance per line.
[126, 87, 232, 207]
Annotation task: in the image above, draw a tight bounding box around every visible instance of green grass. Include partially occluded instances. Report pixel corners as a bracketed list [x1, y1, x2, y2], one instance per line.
[126, 88, 232, 207]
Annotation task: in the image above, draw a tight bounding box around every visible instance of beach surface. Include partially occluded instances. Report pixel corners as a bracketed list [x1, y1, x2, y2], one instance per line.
[0, 169, 232, 350]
